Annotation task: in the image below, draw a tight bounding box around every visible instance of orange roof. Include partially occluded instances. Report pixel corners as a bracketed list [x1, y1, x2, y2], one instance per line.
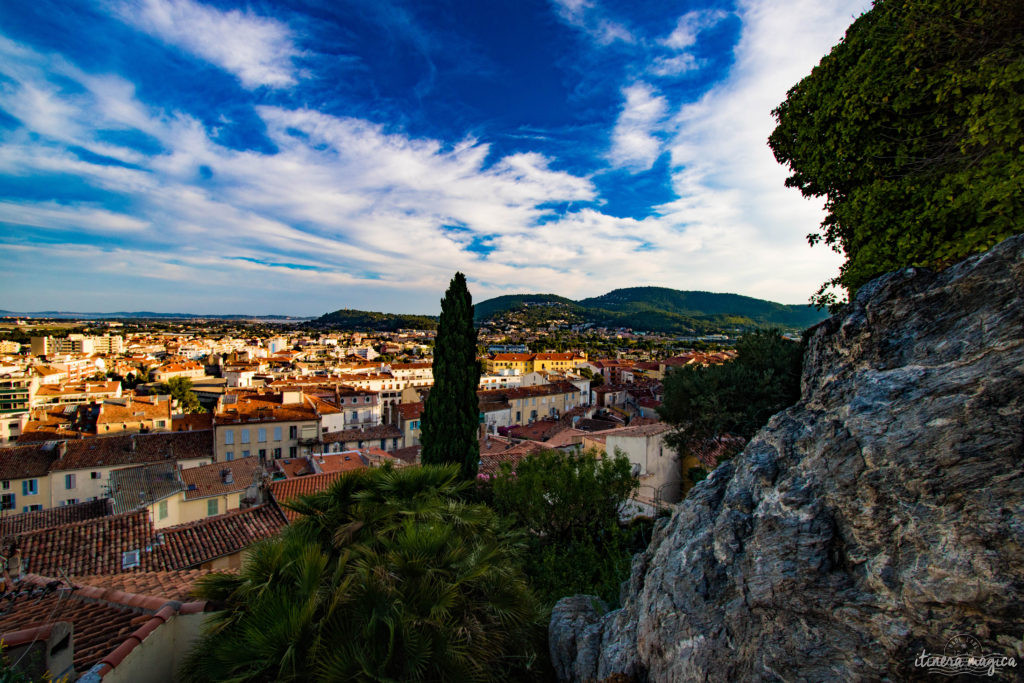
[269, 472, 344, 522]
[312, 452, 369, 474]
[180, 457, 264, 500]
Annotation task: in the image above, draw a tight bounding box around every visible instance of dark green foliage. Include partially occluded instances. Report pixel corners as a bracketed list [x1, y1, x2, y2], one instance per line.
[421, 273, 481, 479]
[491, 449, 646, 606]
[311, 308, 438, 331]
[769, 0, 1024, 305]
[659, 330, 804, 453]
[180, 465, 543, 682]
[475, 287, 827, 332]
[155, 376, 203, 413]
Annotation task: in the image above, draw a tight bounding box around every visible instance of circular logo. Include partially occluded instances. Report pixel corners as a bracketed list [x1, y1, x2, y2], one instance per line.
[945, 634, 982, 658]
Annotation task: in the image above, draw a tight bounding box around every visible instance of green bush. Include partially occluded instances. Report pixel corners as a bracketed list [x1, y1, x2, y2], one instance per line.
[769, 0, 1024, 306]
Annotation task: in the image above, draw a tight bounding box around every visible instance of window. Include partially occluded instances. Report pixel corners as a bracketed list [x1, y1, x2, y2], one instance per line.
[273, 426, 282, 441]
[122, 550, 140, 569]
[91, 471, 101, 480]
[258, 428, 266, 442]
[22, 505, 42, 512]
[225, 451, 234, 461]
[1, 480, 8, 490]
[158, 500, 168, 520]
[380, 439, 386, 449]
[273, 448, 281, 458]
[240, 429, 250, 444]
[207, 499, 219, 516]
[289, 446, 297, 458]
[365, 396, 371, 403]
[410, 420, 420, 430]
[65, 498, 79, 505]
[155, 420, 166, 428]
[224, 430, 234, 445]
[351, 411, 358, 422]
[22, 479, 37, 496]
[242, 450, 250, 458]
[259, 449, 266, 459]
[289, 426, 297, 439]
[0, 494, 13, 510]
[65, 473, 76, 490]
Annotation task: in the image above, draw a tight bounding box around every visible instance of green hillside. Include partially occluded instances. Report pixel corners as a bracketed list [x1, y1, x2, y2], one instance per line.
[312, 308, 438, 331]
[472, 294, 577, 322]
[475, 287, 827, 332]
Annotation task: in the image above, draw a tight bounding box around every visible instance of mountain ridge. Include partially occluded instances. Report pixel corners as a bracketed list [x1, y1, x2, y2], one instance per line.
[475, 286, 826, 331]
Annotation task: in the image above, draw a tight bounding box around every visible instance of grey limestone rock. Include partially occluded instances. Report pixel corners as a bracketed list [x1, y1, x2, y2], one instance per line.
[549, 234, 1024, 681]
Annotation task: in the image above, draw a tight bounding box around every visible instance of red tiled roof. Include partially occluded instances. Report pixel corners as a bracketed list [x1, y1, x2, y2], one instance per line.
[5, 503, 286, 577]
[269, 472, 344, 522]
[172, 413, 213, 431]
[478, 436, 547, 477]
[158, 504, 286, 569]
[9, 510, 160, 576]
[180, 457, 264, 500]
[311, 452, 369, 474]
[51, 430, 214, 472]
[322, 424, 402, 445]
[71, 569, 222, 602]
[391, 445, 421, 464]
[0, 499, 110, 539]
[396, 402, 423, 420]
[0, 443, 58, 480]
[0, 573, 214, 677]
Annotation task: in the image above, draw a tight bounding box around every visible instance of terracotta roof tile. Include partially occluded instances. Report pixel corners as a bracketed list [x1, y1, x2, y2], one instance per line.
[180, 457, 264, 500]
[269, 472, 345, 522]
[0, 443, 58, 480]
[71, 569, 221, 602]
[51, 430, 214, 472]
[0, 499, 111, 538]
[322, 424, 402, 445]
[159, 504, 286, 568]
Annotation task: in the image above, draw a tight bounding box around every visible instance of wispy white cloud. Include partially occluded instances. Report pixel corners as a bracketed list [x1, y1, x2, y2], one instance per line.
[549, 0, 635, 46]
[111, 0, 300, 88]
[0, 200, 150, 233]
[607, 83, 667, 171]
[661, 10, 727, 51]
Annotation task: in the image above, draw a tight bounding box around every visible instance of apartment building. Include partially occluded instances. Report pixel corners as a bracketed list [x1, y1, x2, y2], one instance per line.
[212, 390, 342, 463]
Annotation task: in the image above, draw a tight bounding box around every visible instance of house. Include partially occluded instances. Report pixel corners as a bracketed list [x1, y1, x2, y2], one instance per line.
[109, 457, 264, 529]
[1, 431, 214, 512]
[580, 422, 683, 509]
[33, 381, 122, 408]
[1, 502, 287, 577]
[47, 430, 214, 509]
[395, 402, 423, 447]
[321, 423, 403, 453]
[0, 572, 216, 682]
[152, 361, 207, 383]
[212, 390, 341, 462]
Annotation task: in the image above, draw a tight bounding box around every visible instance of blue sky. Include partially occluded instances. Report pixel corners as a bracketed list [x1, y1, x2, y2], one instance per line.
[0, 0, 870, 315]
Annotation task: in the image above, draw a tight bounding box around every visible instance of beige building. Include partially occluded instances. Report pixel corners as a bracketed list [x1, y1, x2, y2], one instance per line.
[212, 390, 341, 462]
[111, 457, 264, 529]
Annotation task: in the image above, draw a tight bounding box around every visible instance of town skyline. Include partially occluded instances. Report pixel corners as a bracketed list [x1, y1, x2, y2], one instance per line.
[0, 0, 870, 314]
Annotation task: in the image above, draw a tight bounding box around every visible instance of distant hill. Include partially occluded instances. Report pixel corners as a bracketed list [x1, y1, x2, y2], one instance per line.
[311, 308, 438, 331]
[0, 310, 308, 320]
[475, 287, 827, 332]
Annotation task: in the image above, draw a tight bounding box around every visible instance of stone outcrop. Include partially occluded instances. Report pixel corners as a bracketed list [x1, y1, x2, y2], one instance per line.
[550, 234, 1024, 681]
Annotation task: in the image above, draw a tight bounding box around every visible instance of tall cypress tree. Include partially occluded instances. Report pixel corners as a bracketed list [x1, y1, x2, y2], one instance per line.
[420, 272, 481, 478]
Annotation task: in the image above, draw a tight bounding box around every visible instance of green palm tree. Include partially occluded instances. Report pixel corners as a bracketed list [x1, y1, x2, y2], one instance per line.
[180, 464, 543, 682]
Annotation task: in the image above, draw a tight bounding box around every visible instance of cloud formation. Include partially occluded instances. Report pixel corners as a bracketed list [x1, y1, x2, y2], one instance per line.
[112, 0, 300, 88]
[0, 0, 871, 315]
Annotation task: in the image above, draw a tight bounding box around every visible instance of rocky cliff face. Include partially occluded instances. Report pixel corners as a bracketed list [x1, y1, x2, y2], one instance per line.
[550, 234, 1024, 681]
